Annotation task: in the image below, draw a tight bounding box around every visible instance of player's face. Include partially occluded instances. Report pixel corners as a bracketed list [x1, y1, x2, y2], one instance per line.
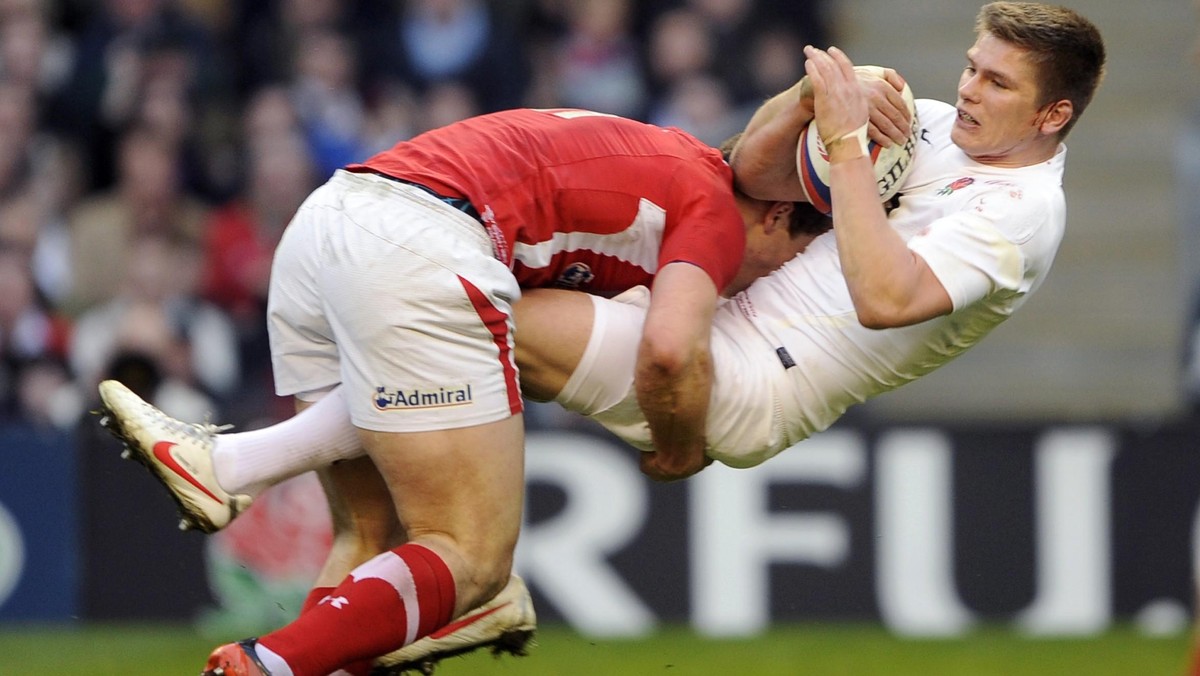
[951, 33, 1055, 166]
[727, 223, 815, 296]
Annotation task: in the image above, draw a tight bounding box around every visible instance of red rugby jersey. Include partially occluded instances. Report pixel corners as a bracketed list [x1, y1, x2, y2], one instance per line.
[345, 108, 745, 295]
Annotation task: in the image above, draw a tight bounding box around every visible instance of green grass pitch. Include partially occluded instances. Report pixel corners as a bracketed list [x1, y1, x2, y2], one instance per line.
[0, 622, 1191, 675]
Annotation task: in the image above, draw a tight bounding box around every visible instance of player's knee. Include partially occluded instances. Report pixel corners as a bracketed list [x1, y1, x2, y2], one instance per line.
[330, 523, 399, 566]
[411, 531, 513, 605]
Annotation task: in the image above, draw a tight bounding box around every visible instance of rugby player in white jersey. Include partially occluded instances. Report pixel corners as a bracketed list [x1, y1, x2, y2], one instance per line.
[534, 0, 1108, 467]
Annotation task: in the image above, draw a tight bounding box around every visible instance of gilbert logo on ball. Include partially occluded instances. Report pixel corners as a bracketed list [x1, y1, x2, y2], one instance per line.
[797, 66, 919, 214]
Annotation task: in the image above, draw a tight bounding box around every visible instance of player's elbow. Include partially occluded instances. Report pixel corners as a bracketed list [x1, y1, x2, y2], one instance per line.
[849, 262, 953, 329]
[637, 334, 693, 377]
[852, 296, 918, 330]
[639, 331, 715, 389]
[854, 298, 946, 330]
[728, 151, 762, 187]
[855, 306, 899, 330]
[731, 161, 801, 202]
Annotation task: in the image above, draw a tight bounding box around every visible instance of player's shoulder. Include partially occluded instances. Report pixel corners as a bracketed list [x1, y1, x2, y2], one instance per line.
[963, 173, 1064, 245]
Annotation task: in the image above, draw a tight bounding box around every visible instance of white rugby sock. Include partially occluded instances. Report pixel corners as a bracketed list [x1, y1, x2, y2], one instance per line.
[212, 386, 363, 497]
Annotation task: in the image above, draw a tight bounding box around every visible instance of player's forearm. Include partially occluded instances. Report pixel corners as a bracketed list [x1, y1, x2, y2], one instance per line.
[635, 263, 718, 480]
[730, 79, 815, 202]
[634, 347, 712, 480]
[827, 146, 937, 328]
[802, 44, 951, 328]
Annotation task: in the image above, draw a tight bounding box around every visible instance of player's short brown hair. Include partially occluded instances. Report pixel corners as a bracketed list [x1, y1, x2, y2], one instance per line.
[787, 201, 832, 238]
[977, 2, 1106, 138]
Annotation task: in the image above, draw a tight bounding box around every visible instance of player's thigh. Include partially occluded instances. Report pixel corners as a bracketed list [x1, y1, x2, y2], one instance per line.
[553, 291, 646, 417]
[513, 288, 596, 401]
[312, 456, 401, 587]
[314, 455, 398, 543]
[361, 415, 526, 611]
[289, 397, 399, 585]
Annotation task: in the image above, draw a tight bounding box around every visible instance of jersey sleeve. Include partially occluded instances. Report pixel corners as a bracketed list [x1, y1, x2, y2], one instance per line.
[658, 158, 747, 292]
[907, 187, 1051, 310]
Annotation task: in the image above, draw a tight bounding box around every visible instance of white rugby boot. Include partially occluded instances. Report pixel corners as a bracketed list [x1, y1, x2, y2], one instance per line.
[96, 380, 251, 533]
[373, 574, 537, 675]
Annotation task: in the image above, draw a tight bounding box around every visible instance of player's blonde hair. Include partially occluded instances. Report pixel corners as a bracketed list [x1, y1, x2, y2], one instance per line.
[977, 2, 1106, 138]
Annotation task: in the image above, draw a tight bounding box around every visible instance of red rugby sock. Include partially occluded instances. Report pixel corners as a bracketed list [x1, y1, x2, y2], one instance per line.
[298, 587, 370, 676]
[300, 586, 333, 613]
[259, 544, 456, 676]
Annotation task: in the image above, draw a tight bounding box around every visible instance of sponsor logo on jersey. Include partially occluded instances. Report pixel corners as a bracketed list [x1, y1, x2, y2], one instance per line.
[480, 205, 511, 266]
[556, 262, 595, 289]
[374, 385, 474, 411]
[937, 177, 975, 196]
[734, 293, 758, 320]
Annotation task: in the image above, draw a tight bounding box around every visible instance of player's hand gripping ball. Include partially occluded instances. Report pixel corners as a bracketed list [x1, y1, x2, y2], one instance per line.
[797, 66, 918, 214]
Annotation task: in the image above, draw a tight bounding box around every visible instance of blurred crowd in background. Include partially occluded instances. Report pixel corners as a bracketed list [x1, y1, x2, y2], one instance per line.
[0, 0, 832, 433]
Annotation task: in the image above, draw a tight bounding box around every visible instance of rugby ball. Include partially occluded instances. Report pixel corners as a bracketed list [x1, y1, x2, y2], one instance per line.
[797, 67, 918, 214]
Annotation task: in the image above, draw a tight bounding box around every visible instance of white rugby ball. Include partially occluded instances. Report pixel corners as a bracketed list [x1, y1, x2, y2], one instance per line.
[796, 67, 918, 214]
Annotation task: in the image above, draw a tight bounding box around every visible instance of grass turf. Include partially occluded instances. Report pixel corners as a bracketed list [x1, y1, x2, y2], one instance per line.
[0, 622, 1191, 675]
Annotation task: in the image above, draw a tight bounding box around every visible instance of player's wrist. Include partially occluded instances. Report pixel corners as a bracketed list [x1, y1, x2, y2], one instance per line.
[798, 75, 814, 102]
[823, 123, 870, 162]
[795, 76, 816, 119]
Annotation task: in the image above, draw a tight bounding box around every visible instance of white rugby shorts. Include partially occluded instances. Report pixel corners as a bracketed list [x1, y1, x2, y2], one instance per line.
[267, 170, 523, 433]
[554, 287, 786, 468]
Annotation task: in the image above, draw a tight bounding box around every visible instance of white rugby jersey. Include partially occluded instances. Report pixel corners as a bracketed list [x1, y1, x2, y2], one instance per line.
[703, 98, 1067, 468]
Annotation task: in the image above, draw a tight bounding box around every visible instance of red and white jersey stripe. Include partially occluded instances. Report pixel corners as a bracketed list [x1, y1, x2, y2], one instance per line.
[346, 108, 745, 295]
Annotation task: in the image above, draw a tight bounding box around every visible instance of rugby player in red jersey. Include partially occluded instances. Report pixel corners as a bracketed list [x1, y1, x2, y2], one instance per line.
[99, 107, 843, 676]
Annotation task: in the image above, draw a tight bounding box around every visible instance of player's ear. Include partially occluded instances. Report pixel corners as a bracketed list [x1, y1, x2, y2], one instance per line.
[765, 201, 794, 233]
[1038, 99, 1073, 136]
